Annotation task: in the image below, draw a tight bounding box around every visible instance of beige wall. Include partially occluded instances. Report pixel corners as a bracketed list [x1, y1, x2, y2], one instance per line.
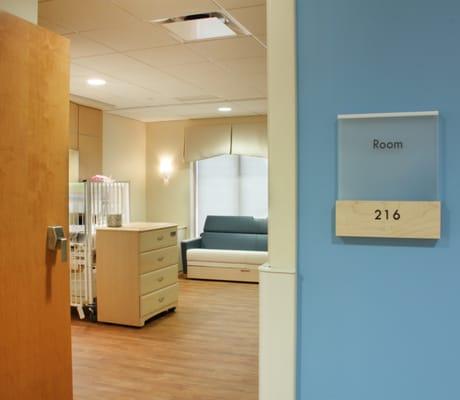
[0, 0, 37, 23]
[103, 114, 146, 221]
[146, 115, 267, 235]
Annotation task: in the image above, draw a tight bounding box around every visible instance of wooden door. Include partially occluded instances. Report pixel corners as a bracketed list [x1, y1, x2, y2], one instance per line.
[0, 12, 73, 400]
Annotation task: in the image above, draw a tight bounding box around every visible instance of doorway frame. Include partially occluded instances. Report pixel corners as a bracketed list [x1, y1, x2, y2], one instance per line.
[259, 0, 297, 400]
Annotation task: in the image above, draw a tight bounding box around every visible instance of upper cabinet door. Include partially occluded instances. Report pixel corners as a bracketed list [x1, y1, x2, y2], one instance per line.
[69, 101, 79, 150]
[78, 105, 102, 137]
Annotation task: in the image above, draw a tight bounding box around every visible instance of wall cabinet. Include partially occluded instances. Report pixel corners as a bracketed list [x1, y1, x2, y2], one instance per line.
[78, 134, 102, 181]
[78, 105, 102, 137]
[69, 102, 78, 150]
[69, 103, 102, 180]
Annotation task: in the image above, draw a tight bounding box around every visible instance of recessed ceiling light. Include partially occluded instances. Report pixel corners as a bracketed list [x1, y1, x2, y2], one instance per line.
[87, 78, 106, 87]
[218, 106, 232, 112]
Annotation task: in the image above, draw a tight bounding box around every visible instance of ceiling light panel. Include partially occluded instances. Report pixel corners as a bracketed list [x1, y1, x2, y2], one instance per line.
[160, 16, 237, 41]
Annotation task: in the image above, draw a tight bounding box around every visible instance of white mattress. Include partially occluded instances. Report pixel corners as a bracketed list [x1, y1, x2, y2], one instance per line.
[187, 248, 268, 265]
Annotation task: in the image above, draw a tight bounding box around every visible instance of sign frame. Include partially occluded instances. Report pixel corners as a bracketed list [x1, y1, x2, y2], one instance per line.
[336, 111, 441, 240]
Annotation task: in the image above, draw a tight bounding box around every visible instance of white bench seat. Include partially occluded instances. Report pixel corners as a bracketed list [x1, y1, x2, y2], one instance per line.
[186, 249, 268, 282]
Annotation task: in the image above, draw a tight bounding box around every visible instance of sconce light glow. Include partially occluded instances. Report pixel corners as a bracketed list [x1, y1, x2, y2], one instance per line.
[159, 157, 173, 184]
[87, 78, 107, 86]
[218, 106, 232, 112]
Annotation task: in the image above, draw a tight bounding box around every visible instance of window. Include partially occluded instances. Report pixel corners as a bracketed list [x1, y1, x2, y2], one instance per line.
[195, 155, 268, 235]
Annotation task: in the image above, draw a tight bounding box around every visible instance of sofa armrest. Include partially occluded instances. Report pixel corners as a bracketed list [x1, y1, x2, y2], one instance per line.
[181, 238, 202, 274]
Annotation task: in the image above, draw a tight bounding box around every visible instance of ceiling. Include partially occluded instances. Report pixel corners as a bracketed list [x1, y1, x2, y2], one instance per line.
[38, 0, 267, 122]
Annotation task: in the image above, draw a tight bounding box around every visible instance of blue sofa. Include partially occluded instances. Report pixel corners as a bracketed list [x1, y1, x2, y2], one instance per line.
[181, 216, 268, 282]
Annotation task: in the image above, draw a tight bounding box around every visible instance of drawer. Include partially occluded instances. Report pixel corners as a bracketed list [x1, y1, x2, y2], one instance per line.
[140, 265, 178, 295]
[140, 283, 179, 317]
[140, 227, 177, 252]
[139, 245, 178, 274]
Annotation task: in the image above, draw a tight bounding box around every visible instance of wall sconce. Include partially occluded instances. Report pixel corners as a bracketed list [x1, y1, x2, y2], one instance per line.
[159, 157, 173, 184]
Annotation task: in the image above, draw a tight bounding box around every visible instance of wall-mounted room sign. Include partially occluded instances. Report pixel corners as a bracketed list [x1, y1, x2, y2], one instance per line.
[335, 111, 441, 239]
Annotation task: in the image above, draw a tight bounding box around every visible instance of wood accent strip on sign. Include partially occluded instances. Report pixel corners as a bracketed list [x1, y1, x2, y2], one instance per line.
[336, 200, 441, 239]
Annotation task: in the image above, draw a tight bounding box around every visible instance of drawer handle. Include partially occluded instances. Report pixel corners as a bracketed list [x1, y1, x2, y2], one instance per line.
[240, 269, 250, 273]
[158, 296, 165, 303]
[157, 236, 164, 241]
[157, 256, 164, 262]
[157, 276, 164, 282]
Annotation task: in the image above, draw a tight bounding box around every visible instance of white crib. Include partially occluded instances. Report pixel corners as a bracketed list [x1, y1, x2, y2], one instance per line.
[69, 181, 130, 319]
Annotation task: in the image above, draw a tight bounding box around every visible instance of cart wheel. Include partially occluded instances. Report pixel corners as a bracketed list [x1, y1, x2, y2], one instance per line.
[85, 304, 97, 322]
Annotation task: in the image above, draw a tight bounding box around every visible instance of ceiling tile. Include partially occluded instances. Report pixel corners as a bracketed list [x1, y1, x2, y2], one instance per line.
[38, 0, 137, 32]
[108, 99, 266, 122]
[164, 61, 264, 99]
[39, 17, 74, 35]
[249, 73, 267, 95]
[217, 56, 266, 75]
[215, 0, 265, 9]
[70, 63, 103, 78]
[39, 0, 267, 121]
[70, 77, 172, 109]
[81, 22, 178, 52]
[186, 36, 265, 61]
[125, 45, 206, 68]
[231, 98, 267, 114]
[112, 0, 218, 21]
[207, 82, 264, 100]
[164, 62, 232, 87]
[74, 54, 205, 97]
[227, 5, 266, 36]
[109, 106, 186, 122]
[65, 34, 115, 58]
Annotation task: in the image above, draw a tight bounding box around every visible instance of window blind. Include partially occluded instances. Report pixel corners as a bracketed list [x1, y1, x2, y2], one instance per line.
[183, 124, 231, 162]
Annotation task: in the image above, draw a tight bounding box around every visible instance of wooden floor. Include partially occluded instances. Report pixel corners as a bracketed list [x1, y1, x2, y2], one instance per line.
[71, 278, 258, 400]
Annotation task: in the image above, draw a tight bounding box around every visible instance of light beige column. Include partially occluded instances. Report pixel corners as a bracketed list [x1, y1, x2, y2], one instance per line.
[259, 0, 297, 399]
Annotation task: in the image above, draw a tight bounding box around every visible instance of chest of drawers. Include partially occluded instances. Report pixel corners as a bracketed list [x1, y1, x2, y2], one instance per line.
[96, 223, 179, 327]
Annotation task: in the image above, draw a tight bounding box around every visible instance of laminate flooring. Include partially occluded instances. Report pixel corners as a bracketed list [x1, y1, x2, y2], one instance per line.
[71, 278, 258, 400]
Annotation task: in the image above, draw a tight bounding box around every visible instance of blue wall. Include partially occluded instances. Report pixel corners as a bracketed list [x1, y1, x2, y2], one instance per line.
[296, 1, 460, 399]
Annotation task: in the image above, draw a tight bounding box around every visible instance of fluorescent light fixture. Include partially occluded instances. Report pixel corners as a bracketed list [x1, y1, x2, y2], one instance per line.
[87, 78, 106, 86]
[153, 12, 248, 42]
[218, 106, 232, 112]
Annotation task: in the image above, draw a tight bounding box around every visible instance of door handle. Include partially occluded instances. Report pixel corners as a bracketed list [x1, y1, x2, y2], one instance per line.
[47, 226, 68, 262]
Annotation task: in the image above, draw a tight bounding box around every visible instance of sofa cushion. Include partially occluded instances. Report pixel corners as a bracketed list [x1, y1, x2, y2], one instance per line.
[201, 232, 267, 251]
[203, 215, 267, 234]
[187, 248, 268, 266]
